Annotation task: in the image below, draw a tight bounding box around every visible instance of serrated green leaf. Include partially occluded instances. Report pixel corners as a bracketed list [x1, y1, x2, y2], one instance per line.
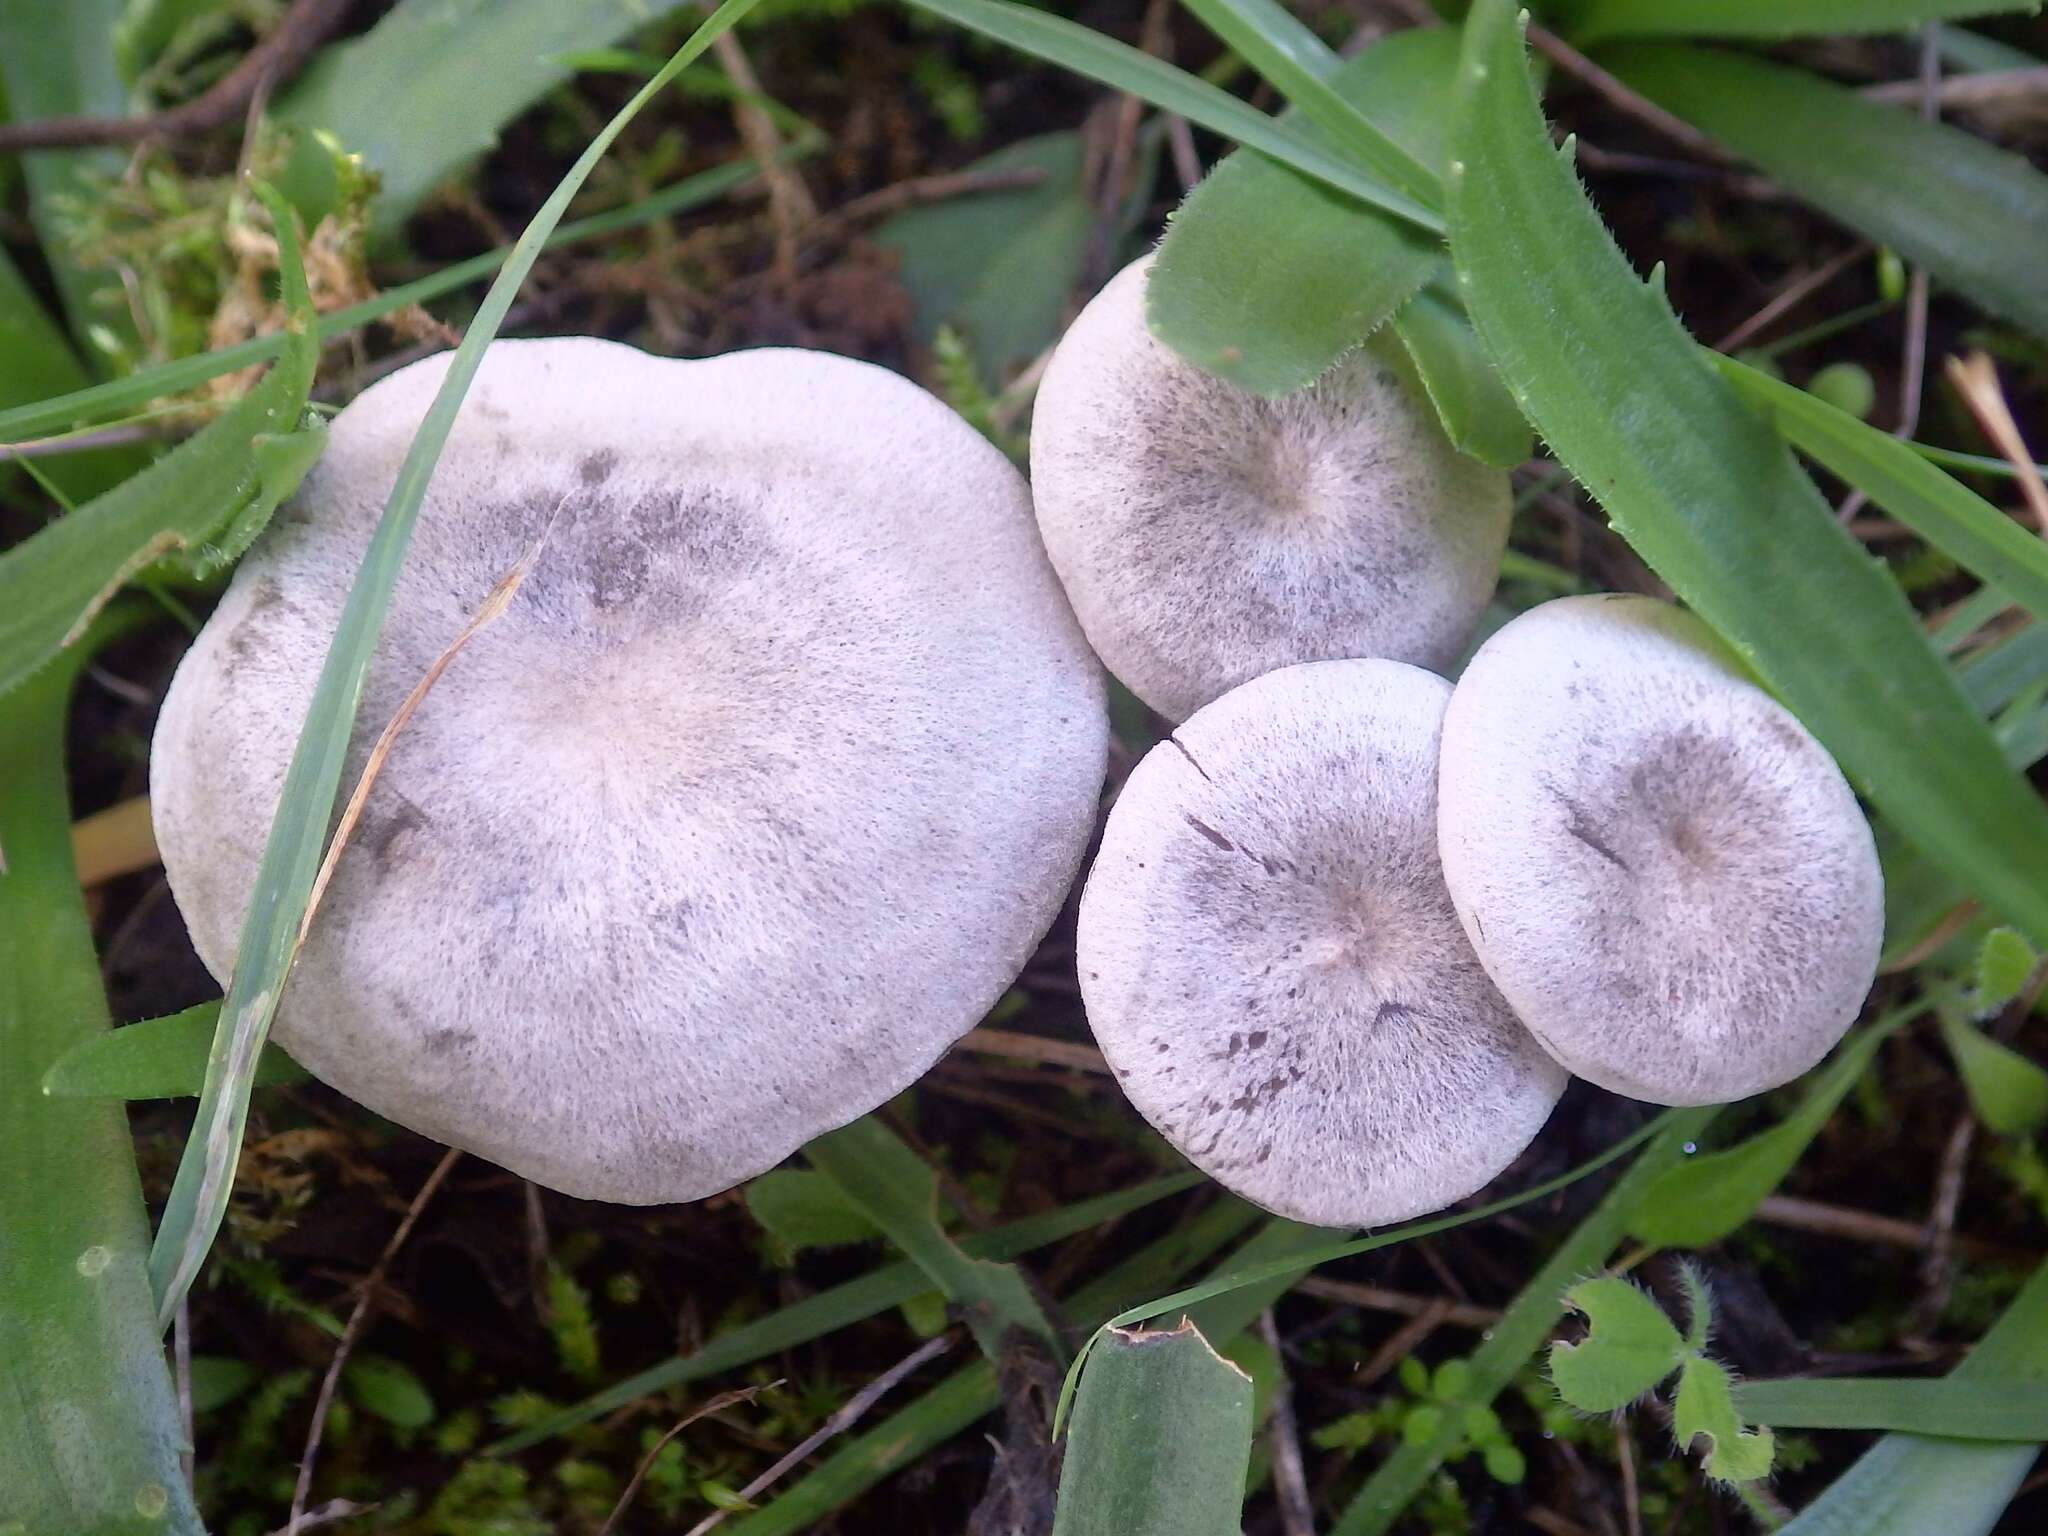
[1567, 0, 2038, 42]
[744, 1170, 883, 1263]
[805, 1116, 1057, 1360]
[1610, 43, 2048, 343]
[1629, 1007, 1917, 1250]
[1716, 358, 2048, 626]
[345, 1354, 436, 1429]
[1971, 927, 2038, 1016]
[1674, 1355, 1776, 1484]
[1447, 0, 2048, 949]
[1393, 287, 1531, 467]
[0, 187, 322, 701]
[42, 1001, 308, 1100]
[1146, 28, 1456, 394]
[1549, 1278, 1685, 1412]
[1939, 1010, 2048, 1136]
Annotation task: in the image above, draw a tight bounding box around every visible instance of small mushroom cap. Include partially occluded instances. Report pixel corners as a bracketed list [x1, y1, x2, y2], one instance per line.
[1029, 254, 1511, 723]
[1437, 594, 1885, 1106]
[151, 337, 1107, 1204]
[1078, 659, 1567, 1227]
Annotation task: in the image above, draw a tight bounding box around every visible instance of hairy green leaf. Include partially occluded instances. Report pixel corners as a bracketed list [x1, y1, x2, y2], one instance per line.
[1393, 288, 1531, 467]
[806, 1116, 1058, 1359]
[1053, 1322, 1253, 1536]
[1146, 28, 1460, 394]
[1939, 1010, 2048, 1136]
[1673, 1355, 1775, 1484]
[42, 1002, 308, 1099]
[1971, 927, 2038, 1016]
[1447, 0, 2048, 948]
[1611, 43, 2048, 343]
[1549, 1278, 1685, 1412]
[745, 1169, 884, 1262]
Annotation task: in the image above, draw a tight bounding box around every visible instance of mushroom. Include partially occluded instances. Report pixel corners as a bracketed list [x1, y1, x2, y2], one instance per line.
[1436, 594, 1884, 1106]
[1028, 253, 1511, 723]
[1078, 658, 1568, 1227]
[150, 336, 1108, 1204]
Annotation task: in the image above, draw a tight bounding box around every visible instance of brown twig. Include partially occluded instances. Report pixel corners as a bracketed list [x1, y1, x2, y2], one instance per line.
[679, 1335, 955, 1536]
[1294, 1276, 1501, 1330]
[1260, 1311, 1316, 1536]
[958, 1027, 1111, 1074]
[1879, 899, 1981, 974]
[799, 167, 1048, 248]
[1864, 67, 2048, 107]
[1752, 1192, 2022, 1263]
[1524, 22, 1722, 161]
[0, 0, 354, 151]
[1615, 1414, 1641, 1536]
[1714, 243, 1870, 353]
[599, 1384, 776, 1536]
[287, 1147, 463, 1534]
[1908, 1113, 1977, 1334]
[710, 30, 815, 279]
[1355, 1298, 1455, 1388]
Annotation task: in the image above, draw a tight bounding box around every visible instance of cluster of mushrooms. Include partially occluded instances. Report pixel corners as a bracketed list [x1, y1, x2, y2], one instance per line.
[151, 253, 1884, 1230]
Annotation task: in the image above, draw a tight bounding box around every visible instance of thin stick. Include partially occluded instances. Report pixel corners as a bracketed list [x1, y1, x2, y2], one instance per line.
[1946, 351, 2048, 535]
[0, 0, 353, 151]
[1260, 1311, 1316, 1536]
[1355, 1298, 1453, 1388]
[287, 1147, 463, 1534]
[1864, 67, 2048, 107]
[598, 1384, 776, 1536]
[1294, 1276, 1501, 1330]
[958, 1027, 1111, 1074]
[1615, 1413, 1641, 1536]
[1714, 243, 1869, 353]
[679, 1334, 955, 1536]
[1753, 1193, 2019, 1262]
[710, 30, 815, 277]
[1524, 22, 1721, 160]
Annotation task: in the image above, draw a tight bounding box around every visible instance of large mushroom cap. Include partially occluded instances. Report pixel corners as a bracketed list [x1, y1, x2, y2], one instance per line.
[1078, 659, 1567, 1227]
[151, 337, 1107, 1204]
[1437, 594, 1884, 1106]
[1029, 254, 1511, 723]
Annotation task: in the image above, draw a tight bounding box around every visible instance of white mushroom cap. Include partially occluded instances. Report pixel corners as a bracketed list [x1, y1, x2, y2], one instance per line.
[1028, 254, 1511, 723]
[151, 337, 1107, 1204]
[1437, 595, 1884, 1106]
[1078, 659, 1567, 1227]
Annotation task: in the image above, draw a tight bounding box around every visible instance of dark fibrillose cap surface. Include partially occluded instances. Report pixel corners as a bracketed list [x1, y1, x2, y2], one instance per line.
[1078, 659, 1567, 1227]
[152, 337, 1108, 1203]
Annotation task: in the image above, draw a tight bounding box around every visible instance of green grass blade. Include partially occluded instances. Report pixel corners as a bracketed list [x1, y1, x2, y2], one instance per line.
[0, 244, 131, 502]
[1330, 1106, 1719, 1536]
[143, 0, 773, 1333]
[0, 190, 322, 702]
[1735, 1376, 2048, 1439]
[1628, 1004, 1926, 1250]
[488, 1172, 1209, 1454]
[0, 149, 802, 445]
[1567, 0, 2039, 41]
[899, 0, 1442, 236]
[1718, 357, 2048, 624]
[1393, 287, 1532, 467]
[41, 1002, 308, 1100]
[1446, 0, 2048, 948]
[1609, 43, 2048, 343]
[274, 0, 701, 224]
[0, 612, 204, 1536]
[1055, 1108, 1693, 1434]
[1778, 1260, 2048, 1534]
[805, 1117, 1059, 1359]
[1051, 1321, 1253, 1536]
[1174, 0, 1442, 213]
[724, 1210, 1320, 1536]
[1145, 28, 1456, 394]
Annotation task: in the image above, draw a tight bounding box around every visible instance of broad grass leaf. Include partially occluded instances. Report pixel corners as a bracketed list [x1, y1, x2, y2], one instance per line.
[1735, 1375, 2048, 1439]
[1567, 0, 2040, 43]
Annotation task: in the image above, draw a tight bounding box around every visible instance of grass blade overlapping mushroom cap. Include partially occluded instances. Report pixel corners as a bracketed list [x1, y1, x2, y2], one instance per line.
[1028, 254, 1511, 723]
[1077, 658, 1567, 1228]
[1437, 595, 1885, 1107]
[150, 336, 1108, 1204]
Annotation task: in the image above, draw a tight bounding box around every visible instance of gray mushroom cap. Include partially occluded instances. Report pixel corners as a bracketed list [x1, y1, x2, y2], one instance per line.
[1028, 254, 1512, 723]
[151, 336, 1107, 1204]
[1078, 659, 1567, 1227]
[1437, 594, 1885, 1106]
